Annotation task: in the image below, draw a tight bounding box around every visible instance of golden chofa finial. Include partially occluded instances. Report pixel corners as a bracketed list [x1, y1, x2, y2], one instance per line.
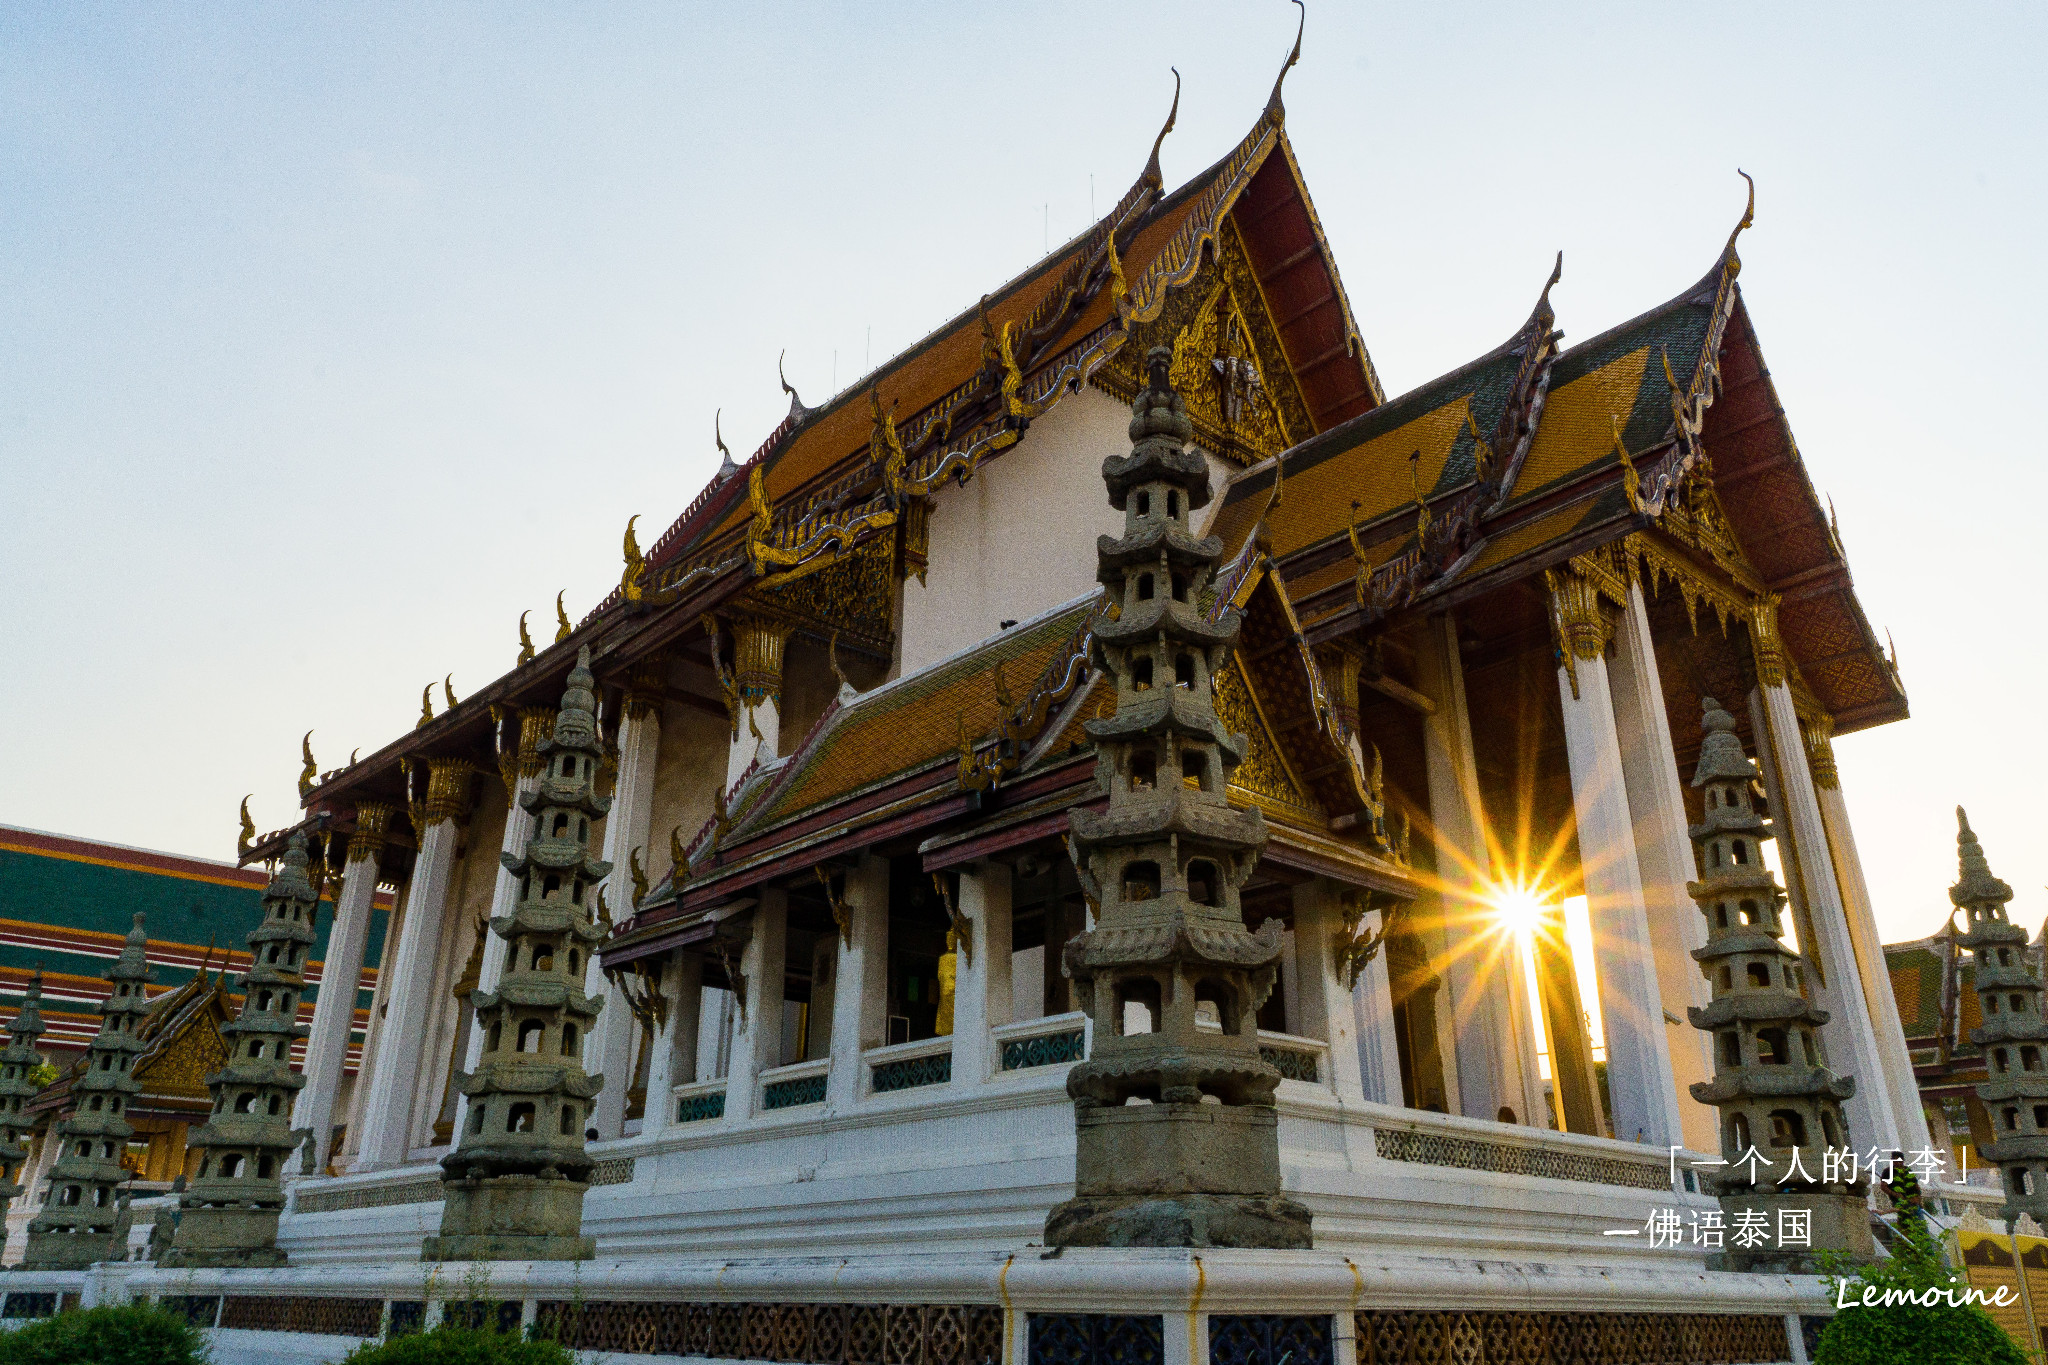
[1724, 168, 1756, 268]
[298, 731, 317, 798]
[443, 674, 458, 709]
[555, 590, 572, 642]
[1612, 414, 1643, 513]
[236, 796, 256, 860]
[416, 684, 434, 729]
[777, 351, 806, 416]
[517, 610, 536, 666]
[622, 514, 647, 604]
[1264, 0, 1306, 119]
[1142, 67, 1181, 188]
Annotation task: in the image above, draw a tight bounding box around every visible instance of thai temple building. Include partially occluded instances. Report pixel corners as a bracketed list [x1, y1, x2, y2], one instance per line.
[0, 41, 1990, 1365]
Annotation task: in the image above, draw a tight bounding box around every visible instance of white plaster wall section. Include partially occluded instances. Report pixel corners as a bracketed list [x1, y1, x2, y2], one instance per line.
[897, 385, 1128, 676]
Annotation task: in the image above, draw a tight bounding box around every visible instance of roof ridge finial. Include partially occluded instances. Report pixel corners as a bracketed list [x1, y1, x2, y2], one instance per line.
[715, 409, 737, 479]
[1143, 68, 1181, 188]
[777, 351, 807, 419]
[1265, 0, 1306, 119]
[1951, 804, 2013, 909]
[1723, 169, 1755, 270]
[1530, 250, 1562, 334]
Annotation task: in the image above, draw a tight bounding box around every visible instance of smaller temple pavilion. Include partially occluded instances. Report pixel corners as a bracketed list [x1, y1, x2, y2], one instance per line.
[0, 826, 387, 1250]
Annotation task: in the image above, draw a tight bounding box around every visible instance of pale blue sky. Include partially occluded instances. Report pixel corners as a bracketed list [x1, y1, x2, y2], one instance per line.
[3, 3, 2042, 944]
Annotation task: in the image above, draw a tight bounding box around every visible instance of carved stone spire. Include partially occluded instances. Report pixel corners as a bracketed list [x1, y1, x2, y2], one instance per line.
[1044, 347, 1309, 1249]
[0, 978, 47, 1254]
[424, 646, 609, 1262]
[1683, 698, 1871, 1271]
[1949, 807, 2048, 1224]
[20, 915, 152, 1269]
[162, 831, 317, 1267]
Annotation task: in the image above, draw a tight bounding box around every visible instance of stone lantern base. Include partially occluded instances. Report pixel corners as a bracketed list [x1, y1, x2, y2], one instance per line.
[1706, 1187, 1875, 1274]
[1047, 1104, 1310, 1249]
[157, 1205, 287, 1268]
[422, 1174, 595, 1262]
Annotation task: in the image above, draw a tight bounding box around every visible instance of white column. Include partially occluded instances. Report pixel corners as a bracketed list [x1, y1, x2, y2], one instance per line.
[587, 703, 662, 1139]
[1815, 773, 1934, 1155]
[1751, 683, 1904, 1153]
[1292, 880, 1367, 1103]
[697, 987, 732, 1080]
[293, 807, 389, 1173]
[728, 699, 779, 790]
[1349, 904, 1406, 1106]
[723, 887, 787, 1122]
[1416, 612, 1544, 1126]
[640, 952, 697, 1137]
[351, 790, 465, 1170]
[339, 876, 406, 1161]
[827, 856, 890, 1108]
[1608, 583, 1719, 1153]
[1556, 644, 1684, 1149]
[950, 864, 1012, 1088]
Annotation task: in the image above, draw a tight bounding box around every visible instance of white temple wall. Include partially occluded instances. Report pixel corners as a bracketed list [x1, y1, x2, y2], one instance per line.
[409, 787, 504, 1155]
[897, 386, 1128, 677]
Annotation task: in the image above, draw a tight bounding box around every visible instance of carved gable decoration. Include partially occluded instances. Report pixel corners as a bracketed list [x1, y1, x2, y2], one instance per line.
[1214, 655, 1321, 826]
[748, 534, 896, 658]
[1096, 219, 1312, 466]
[137, 1005, 229, 1099]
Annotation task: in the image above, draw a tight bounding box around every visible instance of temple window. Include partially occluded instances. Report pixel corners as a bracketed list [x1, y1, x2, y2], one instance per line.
[1137, 573, 1154, 602]
[1714, 907, 1729, 929]
[258, 1155, 275, 1178]
[1195, 978, 1237, 1033]
[1167, 489, 1179, 518]
[487, 1023, 502, 1052]
[1732, 841, 1748, 865]
[562, 1023, 579, 1056]
[1997, 1047, 2011, 1072]
[257, 991, 272, 1011]
[508, 1103, 535, 1133]
[2024, 1046, 2041, 1071]
[1746, 964, 1770, 989]
[560, 1105, 577, 1135]
[571, 879, 582, 902]
[1122, 861, 1160, 902]
[2002, 949, 2014, 965]
[220, 1154, 244, 1178]
[1821, 1111, 1841, 1146]
[2035, 1105, 2048, 1129]
[1757, 1028, 1788, 1065]
[1182, 752, 1207, 792]
[1738, 900, 1758, 925]
[1728, 1113, 1750, 1152]
[471, 1106, 487, 1134]
[1719, 1032, 1741, 1066]
[519, 1021, 545, 1054]
[1132, 657, 1154, 690]
[1990, 997, 2002, 1014]
[1175, 655, 1195, 688]
[59, 1186, 78, 1207]
[1136, 492, 1150, 516]
[544, 875, 561, 897]
[1767, 1110, 1806, 1147]
[1130, 753, 1156, 792]
[1709, 845, 1721, 869]
[234, 1093, 255, 1114]
[535, 946, 555, 972]
[1802, 1031, 1818, 1065]
[554, 814, 569, 836]
[1188, 860, 1220, 908]
[1170, 573, 1187, 602]
[578, 818, 588, 841]
[2007, 1107, 2022, 1131]
[2015, 994, 2028, 1013]
[568, 949, 580, 974]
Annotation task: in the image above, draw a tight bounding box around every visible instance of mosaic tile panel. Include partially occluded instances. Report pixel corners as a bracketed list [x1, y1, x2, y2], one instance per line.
[218, 1295, 385, 1337]
[1353, 1311, 1791, 1364]
[1373, 1126, 1672, 1191]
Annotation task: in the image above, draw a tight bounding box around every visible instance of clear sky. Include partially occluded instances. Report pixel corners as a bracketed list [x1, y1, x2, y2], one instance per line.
[3, 3, 2042, 947]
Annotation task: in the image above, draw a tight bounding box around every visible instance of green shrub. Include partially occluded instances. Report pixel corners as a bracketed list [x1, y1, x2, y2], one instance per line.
[337, 1325, 574, 1365]
[0, 1301, 209, 1365]
[1816, 1221, 2031, 1364]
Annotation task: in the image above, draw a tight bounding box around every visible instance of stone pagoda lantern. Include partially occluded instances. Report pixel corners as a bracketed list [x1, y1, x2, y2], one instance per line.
[163, 830, 317, 1266]
[1044, 347, 1308, 1250]
[0, 978, 47, 1252]
[423, 646, 608, 1261]
[1684, 698, 1870, 1270]
[20, 914, 152, 1270]
[1950, 807, 2048, 1225]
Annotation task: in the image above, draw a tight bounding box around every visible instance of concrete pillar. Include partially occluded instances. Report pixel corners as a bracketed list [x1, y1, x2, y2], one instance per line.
[351, 759, 470, 1170]
[1812, 747, 1934, 1156]
[293, 802, 390, 1172]
[806, 937, 836, 1060]
[1533, 908, 1604, 1135]
[640, 952, 697, 1137]
[826, 857, 890, 1108]
[1292, 881, 1368, 1102]
[950, 864, 1013, 1088]
[587, 699, 662, 1139]
[1608, 582, 1719, 1153]
[696, 987, 731, 1081]
[1416, 612, 1544, 1126]
[1751, 681, 1903, 1153]
[723, 887, 787, 1123]
[339, 874, 406, 1162]
[1348, 902, 1406, 1106]
[1553, 616, 1684, 1149]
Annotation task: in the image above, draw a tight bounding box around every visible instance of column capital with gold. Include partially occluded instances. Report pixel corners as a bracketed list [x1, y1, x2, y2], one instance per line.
[1749, 592, 1786, 689]
[346, 801, 396, 866]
